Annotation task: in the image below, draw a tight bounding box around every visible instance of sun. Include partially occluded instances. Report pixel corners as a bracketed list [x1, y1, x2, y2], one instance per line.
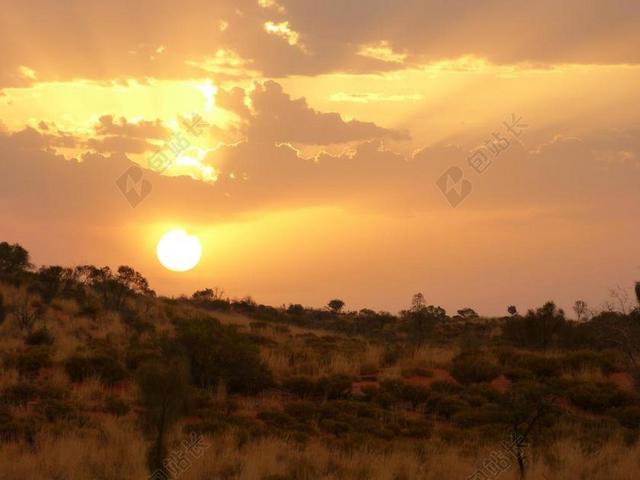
[156, 229, 202, 272]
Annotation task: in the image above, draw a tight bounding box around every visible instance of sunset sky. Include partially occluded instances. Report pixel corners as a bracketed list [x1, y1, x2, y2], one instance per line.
[1, 0, 639, 315]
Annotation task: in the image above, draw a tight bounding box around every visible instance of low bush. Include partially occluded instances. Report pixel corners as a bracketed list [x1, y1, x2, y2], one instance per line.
[25, 327, 55, 346]
[12, 347, 53, 378]
[450, 352, 500, 384]
[64, 353, 127, 385]
[567, 382, 636, 413]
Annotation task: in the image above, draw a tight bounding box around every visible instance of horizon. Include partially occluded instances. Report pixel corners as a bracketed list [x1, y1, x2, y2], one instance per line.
[1, 0, 639, 317]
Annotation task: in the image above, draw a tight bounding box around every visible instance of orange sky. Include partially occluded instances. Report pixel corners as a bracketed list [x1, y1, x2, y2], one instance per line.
[1, 0, 639, 315]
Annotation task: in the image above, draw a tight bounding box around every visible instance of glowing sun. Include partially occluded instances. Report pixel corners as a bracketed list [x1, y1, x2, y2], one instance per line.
[156, 229, 202, 272]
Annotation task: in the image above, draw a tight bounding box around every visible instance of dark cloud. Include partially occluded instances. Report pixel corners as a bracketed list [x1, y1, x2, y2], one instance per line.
[217, 81, 409, 144]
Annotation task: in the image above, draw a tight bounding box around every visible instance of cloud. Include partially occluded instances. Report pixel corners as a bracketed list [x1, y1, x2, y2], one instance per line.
[217, 81, 409, 144]
[1, 0, 639, 89]
[95, 115, 170, 140]
[1, 124, 639, 239]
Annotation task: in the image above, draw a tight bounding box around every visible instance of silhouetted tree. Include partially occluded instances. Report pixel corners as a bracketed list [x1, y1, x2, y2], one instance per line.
[503, 302, 566, 351]
[573, 300, 588, 322]
[176, 317, 273, 394]
[74, 265, 152, 310]
[508, 305, 519, 317]
[456, 308, 479, 320]
[500, 382, 558, 479]
[0, 293, 5, 325]
[327, 299, 345, 314]
[35, 266, 73, 304]
[403, 304, 447, 346]
[635, 282, 640, 307]
[0, 242, 32, 284]
[411, 293, 426, 312]
[287, 304, 305, 315]
[137, 357, 190, 476]
[192, 287, 224, 301]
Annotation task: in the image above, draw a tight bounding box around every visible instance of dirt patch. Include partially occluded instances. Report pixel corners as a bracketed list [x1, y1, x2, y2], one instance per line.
[608, 372, 635, 392]
[405, 368, 458, 387]
[490, 374, 510, 393]
[351, 380, 380, 396]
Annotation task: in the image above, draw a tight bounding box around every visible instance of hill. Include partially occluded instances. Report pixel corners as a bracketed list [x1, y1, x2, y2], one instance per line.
[1, 241, 640, 479]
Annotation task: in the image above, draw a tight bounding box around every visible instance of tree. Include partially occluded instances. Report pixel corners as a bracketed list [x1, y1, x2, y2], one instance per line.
[507, 305, 519, 317]
[0, 242, 32, 282]
[327, 299, 345, 314]
[176, 317, 273, 394]
[136, 357, 190, 475]
[35, 266, 73, 304]
[74, 265, 153, 310]
[573, 300, 588, 322]
[503, 302, 566, 351]
[456, 308, 479, 320]
[411, 293, 426, 312]
[403, 305, 448, 346]
[635, 282, 640, 307]
[0, 293, 5, 325]
[192, 287, 224, 301]
[499, 382, 558, 479]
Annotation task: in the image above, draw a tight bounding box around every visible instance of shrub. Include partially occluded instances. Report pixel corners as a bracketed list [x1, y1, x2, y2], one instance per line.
[176, 317, 274, 394]
[359, 363, 380, 377]
[400, 367, 433, 378]
[13, 347, 53, 378]
[317, 374, 353, 400]
[0, 293, 6, 325]
[64, 353, 127, 385]
[426, 393, 467, 419]
[104, 395, 131, 416]
[609, 406, 640, 430]
[567, 382, 635, 413]
[563, 350, 617, 374]
[1, 383, 41, 407]
[25, 327, 55, 346]
[450, 352, 500, 384]
[452, 404, 503, 427]
[282, 376, 317, 398]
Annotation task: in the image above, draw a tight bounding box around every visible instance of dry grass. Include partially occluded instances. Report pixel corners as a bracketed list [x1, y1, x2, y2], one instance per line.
[0, 418, 148, 480]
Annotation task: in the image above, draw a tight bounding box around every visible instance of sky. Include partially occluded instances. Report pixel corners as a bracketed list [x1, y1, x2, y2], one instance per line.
[1, 0, 639, 316]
